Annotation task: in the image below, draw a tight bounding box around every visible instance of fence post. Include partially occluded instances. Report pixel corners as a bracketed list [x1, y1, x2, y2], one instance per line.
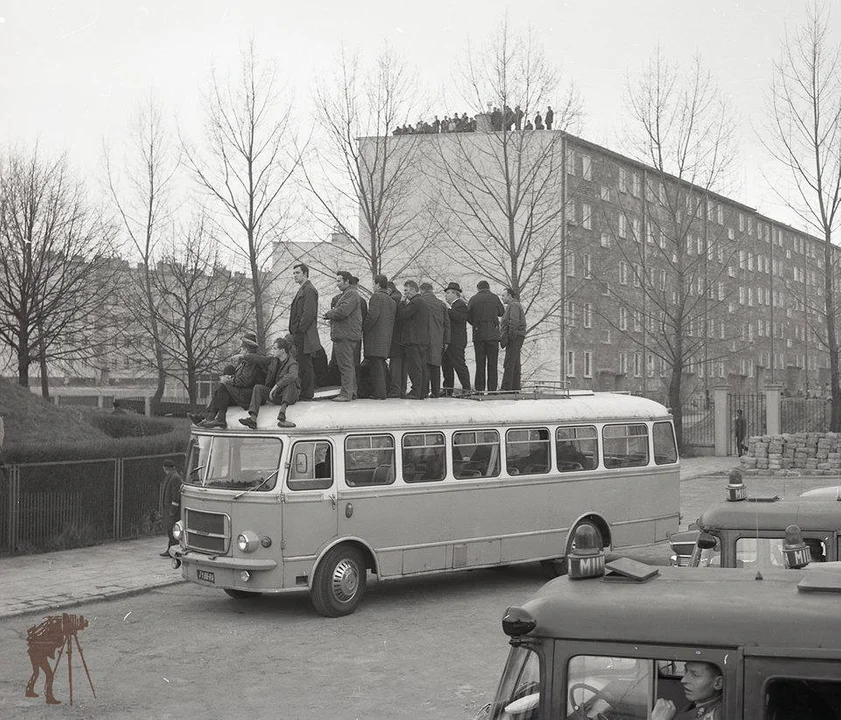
[713, 384, 730, 457]
[765, 383, 784, 436]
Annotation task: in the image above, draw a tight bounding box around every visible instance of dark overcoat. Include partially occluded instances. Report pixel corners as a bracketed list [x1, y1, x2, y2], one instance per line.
[363, 288, 397, 359]
[468, 289, 505, 342]
[265, 353, 301, 391]
[388, 288, 403, 357]
[421, 290, 451, 366]
[397, 294, 430, 346]
[288, 279, 322, 354]
[161, 468, 182, 527]
[222, 352, 269, 409]
[447, 297, 470, 350]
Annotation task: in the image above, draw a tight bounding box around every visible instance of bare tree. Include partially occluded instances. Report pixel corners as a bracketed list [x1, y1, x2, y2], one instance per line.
[0, 147, 115, 394]
[302, 45, 433, 283]
[183, 40, 302, 346]
[104, 94, 179, 411]
[150, 215, 251, 403]
[426, 17, 582, 341]
[763, 4, 841, 429]
[601, 49, 737, 447]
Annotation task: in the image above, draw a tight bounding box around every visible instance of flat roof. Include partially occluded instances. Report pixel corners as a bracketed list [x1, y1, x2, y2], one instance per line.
[520, 566, 841, 651]
[696, 499, 841, 532]
[200, 394, 671, 435]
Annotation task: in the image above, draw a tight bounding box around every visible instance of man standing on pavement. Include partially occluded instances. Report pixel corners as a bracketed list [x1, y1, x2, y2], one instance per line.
[323, 270, 362, 402]
[468, 280, 505, 392]
[398, 280, 430, 399]
[734, 408, 747, 456]
[239, 336, 300, 428]
[442, 282, 471, 396]
[160, 459, 182, 557]
[500, 287, 527, 391]
[420, 282, 450, 398]
[363, 274, 397, 399]
[288, 262, 321, 400]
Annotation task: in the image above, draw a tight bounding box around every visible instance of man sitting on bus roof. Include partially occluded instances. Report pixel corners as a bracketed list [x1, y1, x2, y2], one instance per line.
[239, 336, 300, 429]
[651, 661, 722, 720]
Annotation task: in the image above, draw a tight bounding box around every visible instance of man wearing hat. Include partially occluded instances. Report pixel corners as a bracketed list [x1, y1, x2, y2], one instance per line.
[239, 336, 300, 429]
[188, 331, 269, 428]
[467, 280, 505, 392]
[443, 282, 471, 396]
[160, 459, 183, 557]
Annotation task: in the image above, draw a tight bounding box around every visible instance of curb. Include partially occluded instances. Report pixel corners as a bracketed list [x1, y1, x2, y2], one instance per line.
[0, 577, 186, 621]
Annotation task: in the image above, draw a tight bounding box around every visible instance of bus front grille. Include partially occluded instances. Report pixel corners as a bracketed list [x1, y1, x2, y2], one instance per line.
[185, 509, 230, 554]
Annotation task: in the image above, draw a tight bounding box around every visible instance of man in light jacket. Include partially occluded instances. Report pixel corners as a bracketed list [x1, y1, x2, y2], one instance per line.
[323, 270, 362, 402]
[500, 287, 527, 391]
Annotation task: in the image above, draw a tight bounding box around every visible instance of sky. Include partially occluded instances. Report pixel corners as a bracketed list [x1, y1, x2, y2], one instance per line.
[0, 0, 837, 241]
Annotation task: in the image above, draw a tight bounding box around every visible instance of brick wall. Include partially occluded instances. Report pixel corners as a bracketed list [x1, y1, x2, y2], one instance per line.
[740, 432, 841, 475]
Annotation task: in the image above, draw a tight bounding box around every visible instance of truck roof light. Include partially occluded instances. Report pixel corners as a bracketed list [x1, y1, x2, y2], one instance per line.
[783, 524, 810, 569]
[568, 524, 605, 579]
[726, 468, 747, 502]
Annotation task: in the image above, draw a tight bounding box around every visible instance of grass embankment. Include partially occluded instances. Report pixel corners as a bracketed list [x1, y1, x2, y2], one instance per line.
[0, 378, 189, 463]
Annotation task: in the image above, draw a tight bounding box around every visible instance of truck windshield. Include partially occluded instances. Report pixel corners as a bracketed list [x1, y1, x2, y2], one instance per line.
[484, 646, 541, 720]
[186, 434, 282, 491]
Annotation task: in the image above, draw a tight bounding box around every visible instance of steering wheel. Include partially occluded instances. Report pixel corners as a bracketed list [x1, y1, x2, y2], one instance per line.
[568, 682, 616, 716]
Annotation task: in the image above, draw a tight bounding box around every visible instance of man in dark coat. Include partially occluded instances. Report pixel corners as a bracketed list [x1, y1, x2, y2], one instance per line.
[386, 282, 405, 398]
[288, 262, 321, 400]
[442, 281, 471, 396]
[397, 280, 430, 400]
[468, 280, 505, 392]
[239, 336, 300, 428]
[323, 270, 362, 401]
[363, 274, 397, 399]
[514, 105, 524, 130]
[419, 282, 451, 398]
[159, 459, 182, 556]
[500, 287, 527, 391]
[545, 105, 554, 130]
[189, 332, 269, 428]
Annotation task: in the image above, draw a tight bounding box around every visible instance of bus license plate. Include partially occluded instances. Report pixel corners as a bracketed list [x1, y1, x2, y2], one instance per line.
[197, 569, 215, 584]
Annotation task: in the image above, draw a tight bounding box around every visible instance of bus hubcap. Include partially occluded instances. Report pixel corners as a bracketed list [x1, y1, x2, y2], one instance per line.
[331, 559, 359, 602]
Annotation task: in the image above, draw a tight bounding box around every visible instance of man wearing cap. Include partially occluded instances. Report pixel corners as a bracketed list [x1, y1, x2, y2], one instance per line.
[160, 459, 183, 557]
[442, 282, 471, 396]
[419, 282, 450, 398]
[468, 280, 505, 392]
[288, 262, 321, 401]
[323, 270, 362, 401]
[189, 332, 269, 428]
[239, 336, 300, 428]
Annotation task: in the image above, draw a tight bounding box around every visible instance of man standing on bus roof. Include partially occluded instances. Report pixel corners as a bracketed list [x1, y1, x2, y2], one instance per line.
[419, 282, 450, 398]
[363, 274, 397, 400]
[239, 336, 300, 428]
[500, 287, 527, 391]
[289, 262, 321, 401]
[398, 280, 430, 400]
[323, 270, 362, 402]
[442, 282, 471, 396]
[651, 661, 723, 720]
[468, 280, 504, 392]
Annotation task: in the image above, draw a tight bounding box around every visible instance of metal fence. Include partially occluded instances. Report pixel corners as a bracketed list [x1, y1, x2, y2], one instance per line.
[0, 452, 185, 555]
[781, 397, 832, 434]
[682, 406, 715, 448]
[727, 393, 767, 455]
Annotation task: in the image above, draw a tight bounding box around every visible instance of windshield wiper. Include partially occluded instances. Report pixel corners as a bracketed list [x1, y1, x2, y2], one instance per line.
[233, 469, 280, 499]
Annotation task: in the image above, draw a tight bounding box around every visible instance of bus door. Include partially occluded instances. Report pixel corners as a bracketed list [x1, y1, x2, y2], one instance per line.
[281, 440, 338, 562]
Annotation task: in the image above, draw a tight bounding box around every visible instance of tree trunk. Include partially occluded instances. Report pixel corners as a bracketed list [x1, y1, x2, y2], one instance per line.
[668, 367, 683, 451]
[17, 338, 30, 388]
[825, 231, 841, 431]
[39, 352, 49, 399]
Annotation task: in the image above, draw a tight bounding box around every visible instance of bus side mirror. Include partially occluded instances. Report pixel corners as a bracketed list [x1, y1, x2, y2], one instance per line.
[697, 531, 717, 550]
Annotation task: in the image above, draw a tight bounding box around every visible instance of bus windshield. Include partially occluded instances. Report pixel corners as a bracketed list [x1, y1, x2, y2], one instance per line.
[186, 434, 283, 491]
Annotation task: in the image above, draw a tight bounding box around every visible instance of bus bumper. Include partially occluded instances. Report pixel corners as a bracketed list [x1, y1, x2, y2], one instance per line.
[174, 548, 278, 589]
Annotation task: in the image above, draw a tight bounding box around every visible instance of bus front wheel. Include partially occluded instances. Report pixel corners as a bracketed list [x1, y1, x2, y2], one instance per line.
[311, 545, 367, 617]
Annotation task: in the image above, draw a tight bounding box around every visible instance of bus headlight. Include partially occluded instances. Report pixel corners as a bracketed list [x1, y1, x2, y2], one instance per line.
[237, 530, 260, 553]
[172, 521, 184, 542]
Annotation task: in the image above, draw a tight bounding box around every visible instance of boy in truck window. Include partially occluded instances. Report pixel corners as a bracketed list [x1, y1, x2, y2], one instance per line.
[652, 661, 722, 720]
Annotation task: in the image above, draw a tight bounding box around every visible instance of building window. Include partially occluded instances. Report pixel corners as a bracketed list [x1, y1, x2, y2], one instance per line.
[582, 203, 592, 230]
[632, 217, 641, 241]
[632, 172, 641, 197]
[584, 304, 592, 328]
[618, 215, 627, 238]
[583, 253, 592, 278]
[567, 351, 575, 377]
[633, 352, 642, 377]
[583, 351, 592, 378]
[633, 311, 642, 332]
[619, 167, 627, 193]
[620, 261, 629, 285]
[717, 204, 724, 224]
[618, 352, 627, 375]
[582, 154, 592, 181]
[600, 185, 610, 202]
[600, 232, 610, 248]
[632, 264, 641, 287]
[565, 254, 575, 277]
[567, 301, 575, 326]
[619, 307, 628, 331]
[647, 354, 655, 377]
[600, 329, 611, 344]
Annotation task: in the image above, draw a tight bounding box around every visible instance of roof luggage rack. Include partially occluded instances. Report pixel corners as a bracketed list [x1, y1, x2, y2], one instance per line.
[461, 381, 595, 401]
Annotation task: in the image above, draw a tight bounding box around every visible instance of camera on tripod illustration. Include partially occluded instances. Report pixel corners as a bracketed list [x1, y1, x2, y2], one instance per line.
[60, 614, 89, 637]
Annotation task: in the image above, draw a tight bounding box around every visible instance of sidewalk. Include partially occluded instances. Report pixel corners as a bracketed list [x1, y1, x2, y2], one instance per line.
[0, 456, 737, 620]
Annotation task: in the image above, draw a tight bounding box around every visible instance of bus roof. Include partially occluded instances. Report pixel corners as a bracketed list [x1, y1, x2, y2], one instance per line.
[696, 499, 841, 533]
[214, 394, 671, 435]
[519, 566, 841, 651]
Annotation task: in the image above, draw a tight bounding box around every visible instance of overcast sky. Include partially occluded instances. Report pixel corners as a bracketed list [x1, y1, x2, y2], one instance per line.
[0, 1, 836, 238]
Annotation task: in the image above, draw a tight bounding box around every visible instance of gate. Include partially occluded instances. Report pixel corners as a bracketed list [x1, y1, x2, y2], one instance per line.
[727, 393, 766, 456]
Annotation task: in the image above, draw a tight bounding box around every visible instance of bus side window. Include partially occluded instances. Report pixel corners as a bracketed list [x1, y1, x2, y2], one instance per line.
[653, 421, 678, 465]
[506, 428, 550, 476]
[403, 432, 446, 483]
[345, 434, 395, 487]
[556, 425, 598, 471]
[603, 423, 649, 468]
[452, 430, 500, 479]
[288, 441, 333, 491]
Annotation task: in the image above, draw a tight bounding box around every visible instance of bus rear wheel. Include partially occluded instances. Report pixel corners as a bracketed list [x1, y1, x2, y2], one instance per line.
[224, 589, 263, 600]
[311, 545, 367, 617]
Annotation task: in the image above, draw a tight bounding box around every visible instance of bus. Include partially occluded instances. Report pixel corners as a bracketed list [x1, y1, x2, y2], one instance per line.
[172, 391, 678, 616]
[479, 559, 841, 718]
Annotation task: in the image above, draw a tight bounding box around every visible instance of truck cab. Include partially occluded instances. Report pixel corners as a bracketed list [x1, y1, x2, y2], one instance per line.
[479, 559, 841, 719]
